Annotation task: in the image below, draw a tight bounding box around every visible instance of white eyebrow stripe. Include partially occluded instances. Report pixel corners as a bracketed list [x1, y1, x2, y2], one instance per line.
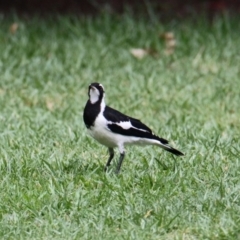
[99, 84, 104, 90]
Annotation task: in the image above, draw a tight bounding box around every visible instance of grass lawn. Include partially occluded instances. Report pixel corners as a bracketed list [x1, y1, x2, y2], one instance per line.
[0, 12, 240, 239]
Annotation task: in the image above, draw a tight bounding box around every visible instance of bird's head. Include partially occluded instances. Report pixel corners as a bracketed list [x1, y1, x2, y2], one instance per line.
[88, 82, 105, 104]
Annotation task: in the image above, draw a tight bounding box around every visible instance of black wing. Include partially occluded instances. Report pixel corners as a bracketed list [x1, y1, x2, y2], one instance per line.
[104, 106, 152, 133]
[104, 106, 169, 144]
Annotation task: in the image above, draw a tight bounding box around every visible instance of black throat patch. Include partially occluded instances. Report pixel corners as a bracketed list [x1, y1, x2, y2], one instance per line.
[83, 100, 101, 128]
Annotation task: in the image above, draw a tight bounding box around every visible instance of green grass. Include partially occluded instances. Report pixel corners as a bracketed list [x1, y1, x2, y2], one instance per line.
[0, 13, 240, 239]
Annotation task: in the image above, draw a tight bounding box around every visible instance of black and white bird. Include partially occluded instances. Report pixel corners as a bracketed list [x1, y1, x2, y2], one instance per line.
[83, 82, 184, 174]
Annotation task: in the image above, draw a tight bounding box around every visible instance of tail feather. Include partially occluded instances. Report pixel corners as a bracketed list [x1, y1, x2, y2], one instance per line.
[156, 136, 184, 156]
[163, 146, 184, 156]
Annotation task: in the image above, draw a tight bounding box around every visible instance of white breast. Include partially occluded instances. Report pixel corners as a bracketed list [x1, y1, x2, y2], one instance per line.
[88, 114, 118, 148]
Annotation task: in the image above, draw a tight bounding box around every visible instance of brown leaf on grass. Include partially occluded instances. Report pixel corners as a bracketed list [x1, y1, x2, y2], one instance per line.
[144, 209, 153, 218]
[161, 32, 175, 41]
[0, 89, 5, 95]
[130, 48, 158, 59]
[130, 48, 149, 59]
[160, 31, 177, 55]
[45, 96, 63, 111]
[9, 23, 19, 34]
[45, 99, 55, 111]
[166, 39, 177, 49]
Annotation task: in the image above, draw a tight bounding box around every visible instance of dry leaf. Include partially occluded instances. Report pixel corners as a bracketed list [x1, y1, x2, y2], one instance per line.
[130, 48, 149, 59]
[166, 39, 177, 49]
[144, 209, 153, 218]
[160, 31, 177, 55]
[130, 48, 158, 59]
[10, 23, 19, 34]
[161, 32, 175, 40]
[0, 88, 5, 95]
[45, 99, 55, 111]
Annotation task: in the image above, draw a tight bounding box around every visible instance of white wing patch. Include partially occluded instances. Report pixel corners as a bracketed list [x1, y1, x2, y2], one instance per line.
[108, 120, 149, 132]
[116, 121, 132, 129]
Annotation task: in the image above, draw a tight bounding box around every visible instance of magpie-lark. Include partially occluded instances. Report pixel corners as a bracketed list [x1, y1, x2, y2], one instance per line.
[83, 82, 184, 174]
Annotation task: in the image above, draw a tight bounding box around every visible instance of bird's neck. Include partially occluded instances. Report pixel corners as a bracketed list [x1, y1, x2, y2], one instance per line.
[100, 98, 106, 112]
[89, 96, 106, 112]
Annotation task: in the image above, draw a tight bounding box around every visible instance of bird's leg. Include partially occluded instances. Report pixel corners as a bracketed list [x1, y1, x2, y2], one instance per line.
[115, 152, 125, 174]
[104, 148, 114, 171]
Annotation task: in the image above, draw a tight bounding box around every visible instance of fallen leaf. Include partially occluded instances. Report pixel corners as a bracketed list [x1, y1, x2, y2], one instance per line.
[130, 48, 158, 59]
[0, 88, 5, 95]
[45, 99, 55, 111]
[144, 209, 153, 218]
[130, 48, 149, 59]
[160, 31, 177, 55]
[161, 32, 175, 40]
[166, 39, 177, 49]
[9, 23, 19, 34]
